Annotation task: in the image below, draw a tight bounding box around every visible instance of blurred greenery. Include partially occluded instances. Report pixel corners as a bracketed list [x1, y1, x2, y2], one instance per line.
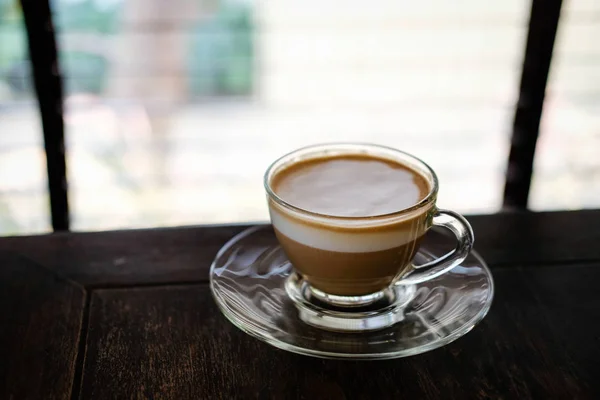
[61, 52, 109, 93]
[0, 0, 19, 19]
[51, 0, 121, 34]
[0, 0, 254, 97]
[0, 1, 26, 69]
[189, 1, 254, 96]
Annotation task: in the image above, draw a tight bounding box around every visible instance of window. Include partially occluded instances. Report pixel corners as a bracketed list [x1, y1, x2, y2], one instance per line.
[52, 0, 530, 232]
[3, 0, 596, 235]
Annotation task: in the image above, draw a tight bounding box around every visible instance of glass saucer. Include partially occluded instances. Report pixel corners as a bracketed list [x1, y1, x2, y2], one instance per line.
[210, 225, 494, 360]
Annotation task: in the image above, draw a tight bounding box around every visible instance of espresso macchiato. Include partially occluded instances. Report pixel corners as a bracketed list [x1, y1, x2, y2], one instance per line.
[268, 154, 434, 296]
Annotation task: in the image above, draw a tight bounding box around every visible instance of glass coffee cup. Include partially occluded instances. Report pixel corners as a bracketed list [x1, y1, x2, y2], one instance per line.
[264, 143, 474, 308]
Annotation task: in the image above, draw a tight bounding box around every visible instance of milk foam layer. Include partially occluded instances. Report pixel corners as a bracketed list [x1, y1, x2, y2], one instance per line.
[272, 156, 428, 217]
[270, 206, 428, 253]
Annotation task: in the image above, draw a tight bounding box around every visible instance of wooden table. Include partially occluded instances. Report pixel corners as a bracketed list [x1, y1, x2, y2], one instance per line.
[1, 210, 599, 399]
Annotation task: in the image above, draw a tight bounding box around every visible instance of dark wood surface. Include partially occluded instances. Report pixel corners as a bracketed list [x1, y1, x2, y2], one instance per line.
[0, 224, 248, 287]
[1, 210, 599, 399]
[0, 254, 85, 400]
[2, 210, 599, 287]
[81, 268, 599, 400]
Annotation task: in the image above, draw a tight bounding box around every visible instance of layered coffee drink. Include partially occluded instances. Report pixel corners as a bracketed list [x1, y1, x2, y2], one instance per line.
[267, 153, 435, 296]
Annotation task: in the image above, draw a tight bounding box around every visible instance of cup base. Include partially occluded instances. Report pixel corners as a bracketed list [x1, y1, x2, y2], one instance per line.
[307, 284, 392, 308]
[285, 273, 416, 332]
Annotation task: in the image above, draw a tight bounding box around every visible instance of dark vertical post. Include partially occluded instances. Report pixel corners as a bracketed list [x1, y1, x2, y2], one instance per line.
[20, 0, 70, 230]
[503, 0, 563, 209]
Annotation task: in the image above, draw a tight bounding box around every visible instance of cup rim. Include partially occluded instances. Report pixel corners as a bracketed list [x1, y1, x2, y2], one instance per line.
[264, 142, 439, 221]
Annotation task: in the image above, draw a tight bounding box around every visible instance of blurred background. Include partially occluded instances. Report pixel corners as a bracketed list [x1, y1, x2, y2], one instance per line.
[0, 0, 599, 235]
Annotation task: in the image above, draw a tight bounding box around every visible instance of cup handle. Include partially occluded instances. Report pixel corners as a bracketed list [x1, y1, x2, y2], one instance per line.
[397, 209, 474, 285]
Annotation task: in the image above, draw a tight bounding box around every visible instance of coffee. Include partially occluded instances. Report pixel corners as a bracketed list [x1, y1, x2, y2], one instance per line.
[268, 154, 434, 296]
[271, 155, 429, 217]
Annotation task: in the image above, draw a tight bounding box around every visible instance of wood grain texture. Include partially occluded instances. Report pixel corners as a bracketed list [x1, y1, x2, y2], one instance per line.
[1, 211, 600, 288]
[81, 267, 599, 400]
[0, 253, 85, 400]
[0, 224, 249, 287]
[467, 209, 600, 266]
